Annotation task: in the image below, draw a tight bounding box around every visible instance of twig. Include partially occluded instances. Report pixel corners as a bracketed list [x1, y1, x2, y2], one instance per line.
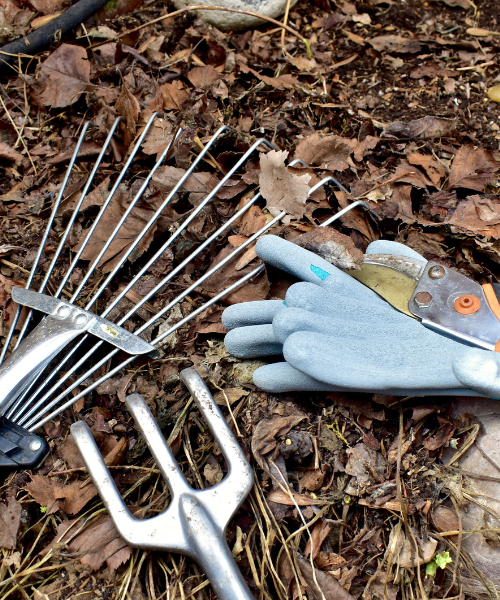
[0, 94, 36, 174]
[280, 0, 293, 47]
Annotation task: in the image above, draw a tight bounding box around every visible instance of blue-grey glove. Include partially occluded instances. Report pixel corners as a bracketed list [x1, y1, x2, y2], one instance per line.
[223, 236, 499, 398]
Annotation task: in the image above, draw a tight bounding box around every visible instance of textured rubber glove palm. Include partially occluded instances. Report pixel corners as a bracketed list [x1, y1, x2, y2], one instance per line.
[223, 236, 500, 398]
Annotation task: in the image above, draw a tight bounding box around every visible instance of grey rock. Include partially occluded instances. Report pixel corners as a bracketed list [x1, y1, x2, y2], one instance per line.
[172, 0, 298, 31]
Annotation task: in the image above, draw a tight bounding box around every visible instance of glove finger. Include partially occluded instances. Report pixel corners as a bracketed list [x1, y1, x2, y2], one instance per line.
[256, 235, 359, 290]
[366, 240, 426, 261]
[251, 361, 483, 396]
[272, 306, 420, 344]
[453, 349, 500, 399]
[224, 324, 283, 358]
[283, 331, 464, 391]
[222, 300, 284, 330]
[284, 282, 408, 323]
[252, 362, 339, 392]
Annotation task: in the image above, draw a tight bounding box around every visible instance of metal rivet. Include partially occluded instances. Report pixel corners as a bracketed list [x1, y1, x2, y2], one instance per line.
[57, 305, 71, 318]
[414, 291, 433, 308]
[29, 439, 42, 452]
[428, 265, 445, 279]
[74, 313, 88, 326]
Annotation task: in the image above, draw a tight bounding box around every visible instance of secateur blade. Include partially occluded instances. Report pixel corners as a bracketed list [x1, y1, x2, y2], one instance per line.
[71, 368, 255, 600]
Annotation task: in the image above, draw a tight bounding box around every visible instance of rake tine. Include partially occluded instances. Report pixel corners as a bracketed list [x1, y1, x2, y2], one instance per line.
[22, 166, 371, 430]
[13, 137, 279, 423]
[83, 125, 229, 314]
[29, 265, 264, 432]
[0, 122, 91, 364]
[7, 124, 227, 420]
[21, 210, 285, 430]
[13, 116, 159, 351]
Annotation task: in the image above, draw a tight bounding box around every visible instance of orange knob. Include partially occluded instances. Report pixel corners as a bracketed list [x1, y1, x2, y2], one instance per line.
[454, 295, 480, 315]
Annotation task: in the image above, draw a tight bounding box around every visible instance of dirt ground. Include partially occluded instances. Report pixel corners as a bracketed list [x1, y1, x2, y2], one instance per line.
[1, 0, 500, 598]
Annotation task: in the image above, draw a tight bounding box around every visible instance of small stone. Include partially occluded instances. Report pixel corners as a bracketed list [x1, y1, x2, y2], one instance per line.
[171, 0, 298, 31]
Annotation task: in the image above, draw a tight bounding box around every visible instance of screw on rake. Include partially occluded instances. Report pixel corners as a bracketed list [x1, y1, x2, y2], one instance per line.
[70, 368, 255, 600]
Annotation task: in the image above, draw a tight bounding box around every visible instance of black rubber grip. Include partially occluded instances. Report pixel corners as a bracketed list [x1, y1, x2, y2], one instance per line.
[0, 417, 49, 470]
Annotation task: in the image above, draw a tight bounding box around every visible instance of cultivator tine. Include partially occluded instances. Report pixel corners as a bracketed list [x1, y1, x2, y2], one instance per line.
[70, 368, 254, 600]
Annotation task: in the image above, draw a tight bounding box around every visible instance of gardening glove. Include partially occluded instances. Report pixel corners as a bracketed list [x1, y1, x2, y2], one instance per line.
[223, 236, 500, 398]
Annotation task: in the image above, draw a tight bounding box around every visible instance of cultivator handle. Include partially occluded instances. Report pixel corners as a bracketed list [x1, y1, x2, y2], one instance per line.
[0, 289, 155, 416]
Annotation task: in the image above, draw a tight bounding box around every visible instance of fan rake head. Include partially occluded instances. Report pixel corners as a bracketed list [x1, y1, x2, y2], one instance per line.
[0, 114, 374, 468]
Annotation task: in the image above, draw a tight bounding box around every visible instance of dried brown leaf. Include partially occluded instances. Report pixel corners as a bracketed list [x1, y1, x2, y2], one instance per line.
[447, 145, 499, 191]
[156, 80, 190, 111]
[296, 555, 356, 600]
[239, 64, 299, 90]
[448, 195, 500, 238]
[259, 150, 310, 219]
[295, 228, 364, 270]
[32, 44, 90, 108]
[0, 499, 21, 549]
[73, 186, 157, 272]
[25, 474, 64, 514]
[382, 116, 456, 140]
[116, 84, 140, 147]
[201, 245, 270, 304]
[304, 520, 331, 559]
[266, 490, 321, 506]
[188, 65, 222, 88]
[294, 132, 352, 170]
[251, 413, 307, 469]
[42, 513, 132, 572]
[0, 142, 23, 162]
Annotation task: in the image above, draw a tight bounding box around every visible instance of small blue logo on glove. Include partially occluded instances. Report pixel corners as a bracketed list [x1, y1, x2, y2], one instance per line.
[310, 264, 330, 281]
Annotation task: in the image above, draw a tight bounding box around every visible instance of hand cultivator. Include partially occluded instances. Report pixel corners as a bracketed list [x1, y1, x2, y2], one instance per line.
[0, 114, 370, 469]
[71, 368, 255, 600]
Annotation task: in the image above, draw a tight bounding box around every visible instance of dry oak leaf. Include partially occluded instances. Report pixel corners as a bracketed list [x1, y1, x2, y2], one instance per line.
[447, 145, 499, 191]
[155, 80, 190, 111]
[42, 513, 132, 572]
[295, 228, 364, 270]
[0, 498, 22, 549]
[448, 195, 500, 239]
[200, 244, 270, 305]
[33, 44, 90, 108]
[294, 132, 353, 171]
[188, 65, 222, 88]
[25, 474, 64, 514]
[368, 34, 411, 52]
[296, 555, 356, 600]
[0, 142, 23, 162]
[259, 150, 311, 220]
[116, 84, 140, 147]
[73, 184, 157, 272]
[382, 116, 456, 140]
[239, 63, 299, 90]
[251, 413, 307, 469]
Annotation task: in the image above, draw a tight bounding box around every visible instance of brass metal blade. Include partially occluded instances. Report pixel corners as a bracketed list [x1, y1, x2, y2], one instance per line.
[347, 254, 427, 318]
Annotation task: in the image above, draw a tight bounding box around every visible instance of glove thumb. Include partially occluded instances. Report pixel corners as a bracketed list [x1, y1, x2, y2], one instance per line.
[453, 349, 500, 399]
